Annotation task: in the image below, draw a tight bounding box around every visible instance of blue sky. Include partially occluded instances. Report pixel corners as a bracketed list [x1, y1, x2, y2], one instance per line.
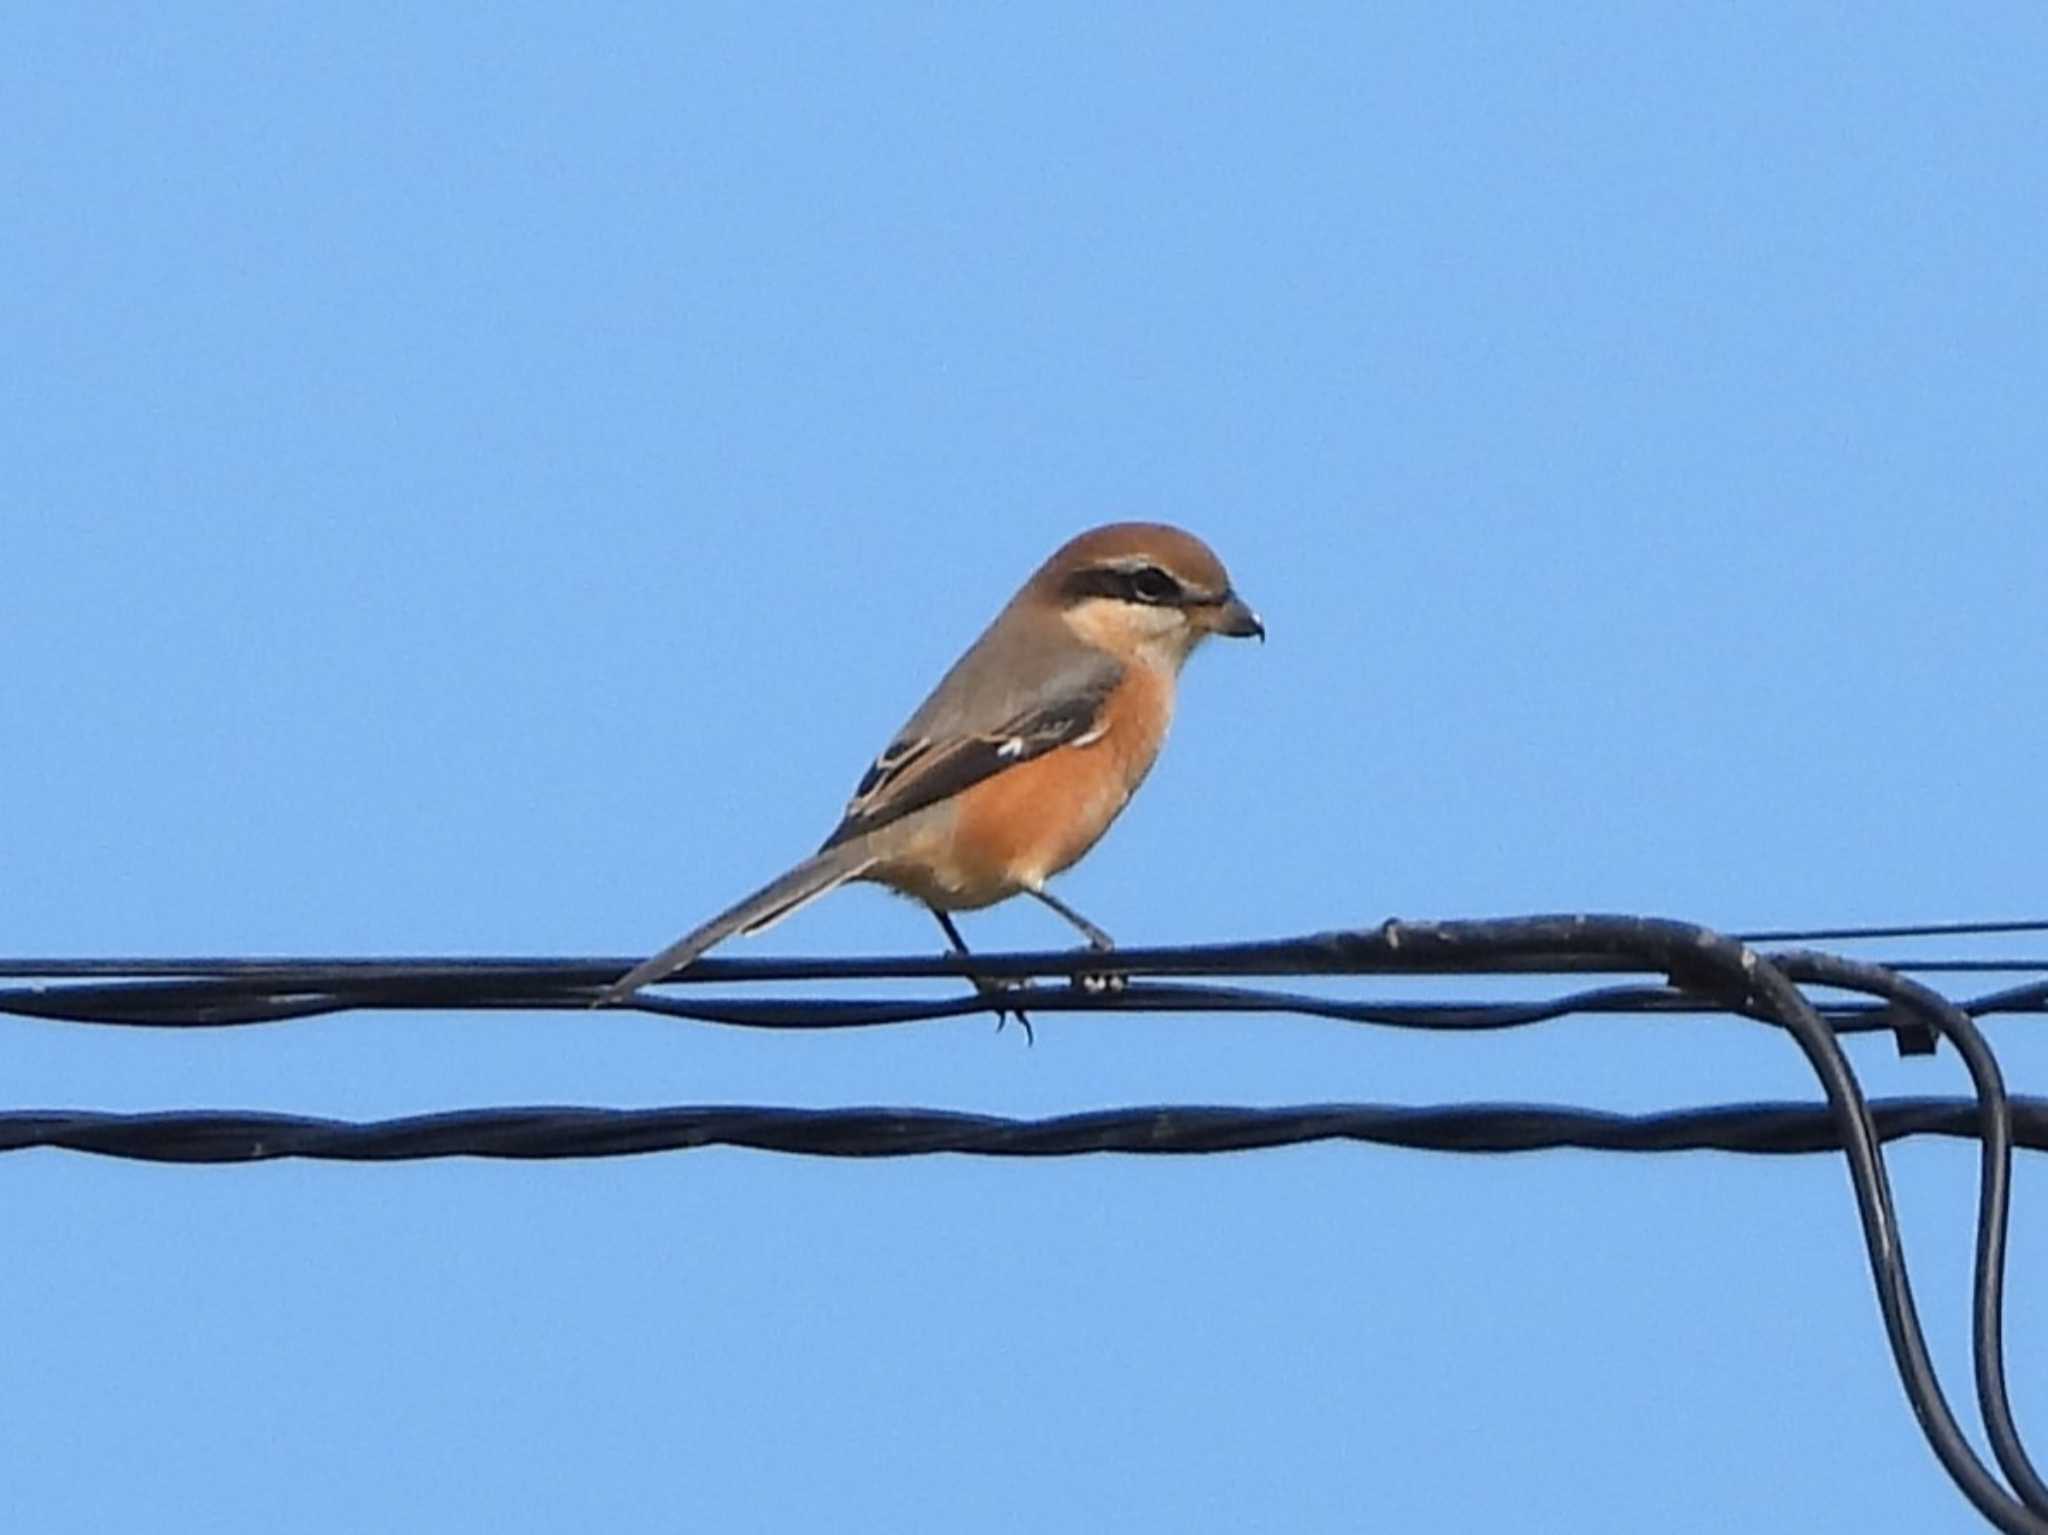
[5, 6, 2045, 1530]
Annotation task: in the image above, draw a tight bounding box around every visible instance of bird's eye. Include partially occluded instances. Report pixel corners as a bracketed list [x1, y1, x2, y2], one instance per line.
[1128, 566, 1181, 604]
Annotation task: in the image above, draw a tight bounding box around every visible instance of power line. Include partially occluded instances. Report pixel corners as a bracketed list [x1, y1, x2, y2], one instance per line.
[4, 951, 2045, 1037]
[3, 1095, 2040, 1162]
[1732, 917, 2048, 943]
[4, 913, 2045, 1532]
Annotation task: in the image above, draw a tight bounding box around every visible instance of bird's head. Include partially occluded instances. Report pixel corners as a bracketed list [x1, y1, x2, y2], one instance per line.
[1034, 522, 1263, 669]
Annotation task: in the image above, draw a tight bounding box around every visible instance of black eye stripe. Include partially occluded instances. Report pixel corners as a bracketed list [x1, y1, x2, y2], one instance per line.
[1062, 564, 1195, 606]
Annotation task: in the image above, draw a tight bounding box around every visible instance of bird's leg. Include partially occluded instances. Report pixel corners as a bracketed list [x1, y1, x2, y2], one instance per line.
[929, 907, 1033, 1043]
[1026, 888, 1115, 950]
[1025, 888, 1126, 995]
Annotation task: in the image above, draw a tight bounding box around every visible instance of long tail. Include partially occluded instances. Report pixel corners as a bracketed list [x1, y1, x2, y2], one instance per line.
[598, 839, 880, 1005]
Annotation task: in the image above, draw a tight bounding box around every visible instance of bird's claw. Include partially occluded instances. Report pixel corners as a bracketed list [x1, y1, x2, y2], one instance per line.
[972, 976, 1036, 1045]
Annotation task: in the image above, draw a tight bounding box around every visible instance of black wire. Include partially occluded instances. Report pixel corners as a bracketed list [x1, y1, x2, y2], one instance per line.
[7, 908, 2048, 982]
[1735, 918, 2048, 943]
[4, 915, 2044, 1527]
[1, 1095, 2042, 1161]
[1769, 953, 2045, 1535]
[1365, 918, 2047, 1535]
[0, 973, 1738, 1030]
[1773, 951, 2048, 1519]
[3, 960, 2046, 1035]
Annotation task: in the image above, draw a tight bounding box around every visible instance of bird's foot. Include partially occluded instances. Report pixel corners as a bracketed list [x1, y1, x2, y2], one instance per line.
[972, 976, 1036, 1045]
[1073, 934, 1125, 997]
[1075, 970, 1127, 996]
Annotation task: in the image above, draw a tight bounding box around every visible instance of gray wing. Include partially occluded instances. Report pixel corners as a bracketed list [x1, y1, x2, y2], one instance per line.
[821, 620, 1121, 851]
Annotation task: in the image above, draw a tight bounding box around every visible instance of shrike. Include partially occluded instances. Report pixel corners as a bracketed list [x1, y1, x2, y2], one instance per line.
[601, 522, 1262, 1007]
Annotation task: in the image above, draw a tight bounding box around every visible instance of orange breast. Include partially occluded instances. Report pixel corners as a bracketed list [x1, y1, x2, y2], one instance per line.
[892, 661, 1176, 910]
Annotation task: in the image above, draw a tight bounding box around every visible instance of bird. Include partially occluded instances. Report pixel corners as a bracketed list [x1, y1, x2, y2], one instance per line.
[598, 521, 1264, 1014]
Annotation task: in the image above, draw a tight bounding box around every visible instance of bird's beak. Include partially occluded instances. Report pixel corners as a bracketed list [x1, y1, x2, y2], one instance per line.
[1207, 591, 1266, 642]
